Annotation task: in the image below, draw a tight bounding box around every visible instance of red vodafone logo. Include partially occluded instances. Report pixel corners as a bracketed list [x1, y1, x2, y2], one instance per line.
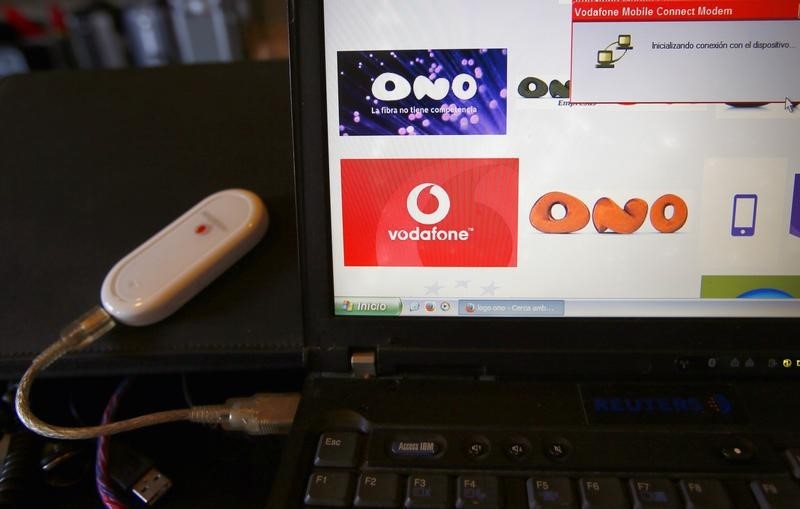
[341, 158, 518, 267]
[406, 183, 450, 225]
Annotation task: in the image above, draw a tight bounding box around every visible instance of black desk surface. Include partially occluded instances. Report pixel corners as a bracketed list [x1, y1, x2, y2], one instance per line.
[0, 61, 304, 378]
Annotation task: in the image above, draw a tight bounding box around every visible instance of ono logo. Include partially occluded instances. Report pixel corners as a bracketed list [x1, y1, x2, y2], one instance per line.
[389, 183, 470, 242]
[518, 77, 570, 99]
[373, 73, 478, 102]
[530, 192, 688, 234]
[337, 49, 507, 136]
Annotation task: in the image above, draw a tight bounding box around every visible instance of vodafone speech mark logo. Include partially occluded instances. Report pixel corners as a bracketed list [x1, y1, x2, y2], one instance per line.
[342, 159, 518, 267]
[406, 183, 450, 225]
[388, 183, 471, 242]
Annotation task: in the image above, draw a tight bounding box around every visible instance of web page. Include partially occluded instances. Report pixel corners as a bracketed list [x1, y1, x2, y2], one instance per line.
[323, 0, 800, 317]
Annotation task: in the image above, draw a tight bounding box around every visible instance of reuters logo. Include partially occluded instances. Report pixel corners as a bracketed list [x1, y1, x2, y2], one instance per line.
[407, 183, 451, 225]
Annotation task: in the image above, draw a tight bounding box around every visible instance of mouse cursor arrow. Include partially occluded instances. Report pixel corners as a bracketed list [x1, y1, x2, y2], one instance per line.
[786, 97, 795, 113]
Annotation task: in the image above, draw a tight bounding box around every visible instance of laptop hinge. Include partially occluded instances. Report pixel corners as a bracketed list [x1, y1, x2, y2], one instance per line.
[350, 350, 377, 379]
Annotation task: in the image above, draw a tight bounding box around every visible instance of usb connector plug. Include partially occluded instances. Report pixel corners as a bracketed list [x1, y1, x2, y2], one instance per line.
[109, 442, 172, 505]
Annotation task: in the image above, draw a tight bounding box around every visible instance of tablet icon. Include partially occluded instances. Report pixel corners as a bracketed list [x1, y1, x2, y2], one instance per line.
[731, 194, 757, 237]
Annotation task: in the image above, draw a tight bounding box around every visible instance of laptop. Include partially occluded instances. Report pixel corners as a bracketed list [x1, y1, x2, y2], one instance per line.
[269, 1, 800, 507]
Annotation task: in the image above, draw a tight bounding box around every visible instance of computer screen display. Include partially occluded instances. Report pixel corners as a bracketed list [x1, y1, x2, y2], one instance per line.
[322, 0, 800, 318]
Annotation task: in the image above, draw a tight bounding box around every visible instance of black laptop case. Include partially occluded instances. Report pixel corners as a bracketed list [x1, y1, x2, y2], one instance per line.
[0, 61, 303, 377]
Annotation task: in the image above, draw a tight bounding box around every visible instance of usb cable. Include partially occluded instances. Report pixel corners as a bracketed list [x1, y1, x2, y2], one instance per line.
[15, 307, 300, 440]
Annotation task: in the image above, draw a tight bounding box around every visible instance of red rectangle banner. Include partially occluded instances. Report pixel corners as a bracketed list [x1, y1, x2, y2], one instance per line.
[573, 1, 800, 22]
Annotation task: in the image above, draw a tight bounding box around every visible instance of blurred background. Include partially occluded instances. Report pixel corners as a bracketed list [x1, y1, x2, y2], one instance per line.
[0, 0, 288, 76]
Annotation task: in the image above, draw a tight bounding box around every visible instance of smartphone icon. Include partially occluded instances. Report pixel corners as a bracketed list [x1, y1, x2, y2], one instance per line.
[731, 194, 758, 236]
[791, 174, 800, 238]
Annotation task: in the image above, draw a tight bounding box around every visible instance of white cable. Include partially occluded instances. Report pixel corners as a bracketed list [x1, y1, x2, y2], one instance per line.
[15, 306, 230, 440]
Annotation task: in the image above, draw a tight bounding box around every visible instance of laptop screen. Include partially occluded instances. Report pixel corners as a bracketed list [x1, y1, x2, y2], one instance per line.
[320, 0, 800, 319]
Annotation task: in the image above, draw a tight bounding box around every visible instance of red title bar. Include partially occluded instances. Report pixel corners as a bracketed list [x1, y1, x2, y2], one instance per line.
[573, 1, 800, 22]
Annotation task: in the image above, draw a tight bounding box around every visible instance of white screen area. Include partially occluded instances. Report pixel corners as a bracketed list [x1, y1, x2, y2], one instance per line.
[322, 0, 800, 317]
[733, 197, 756, 229]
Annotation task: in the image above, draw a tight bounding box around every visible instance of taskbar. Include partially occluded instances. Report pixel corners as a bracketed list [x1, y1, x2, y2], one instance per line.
[334, 297, 800, 318]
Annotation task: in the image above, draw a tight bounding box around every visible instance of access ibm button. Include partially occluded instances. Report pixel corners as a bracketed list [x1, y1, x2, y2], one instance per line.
[314, 432, 361, 468]
[390, 438, 442, 458]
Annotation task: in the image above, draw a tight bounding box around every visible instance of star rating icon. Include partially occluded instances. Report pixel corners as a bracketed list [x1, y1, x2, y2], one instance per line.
[425, 281, 444, 296]
[481, 281, 499, 296]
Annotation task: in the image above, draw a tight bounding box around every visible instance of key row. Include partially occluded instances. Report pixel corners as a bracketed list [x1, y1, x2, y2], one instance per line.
[314, 432, 800, 477]
[304, 471, 800, 509]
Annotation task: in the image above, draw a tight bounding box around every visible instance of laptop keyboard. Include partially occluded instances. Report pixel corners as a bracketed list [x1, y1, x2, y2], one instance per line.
[303, 432, 800, 508]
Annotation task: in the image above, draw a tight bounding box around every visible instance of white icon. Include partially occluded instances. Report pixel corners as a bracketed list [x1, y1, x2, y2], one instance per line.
[372, 72, 478, 101]
[407, 183, 451, 225]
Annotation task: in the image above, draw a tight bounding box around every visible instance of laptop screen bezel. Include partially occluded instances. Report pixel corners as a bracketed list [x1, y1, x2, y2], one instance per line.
[289, 0, 799, 371]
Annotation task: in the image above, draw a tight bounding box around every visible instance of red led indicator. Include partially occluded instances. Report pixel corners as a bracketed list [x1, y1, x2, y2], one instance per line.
[195, 224, 209, 235]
